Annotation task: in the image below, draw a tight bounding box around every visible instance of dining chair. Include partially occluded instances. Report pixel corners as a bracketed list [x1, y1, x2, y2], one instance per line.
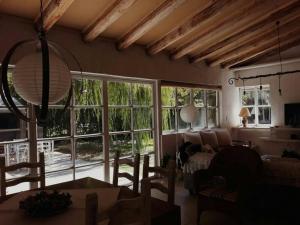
[113, 151, 140, 193]
[142, 154, 176, 205]
[85, 192, 98, 225]
[0, 152, 45, 197]
[108, 194, 149, 225]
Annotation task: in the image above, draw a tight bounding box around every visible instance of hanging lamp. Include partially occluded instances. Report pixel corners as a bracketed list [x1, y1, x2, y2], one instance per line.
[0, 0, 79, 126]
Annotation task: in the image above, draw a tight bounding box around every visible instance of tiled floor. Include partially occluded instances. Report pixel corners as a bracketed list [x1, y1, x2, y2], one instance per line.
[152, 180, 198, 225]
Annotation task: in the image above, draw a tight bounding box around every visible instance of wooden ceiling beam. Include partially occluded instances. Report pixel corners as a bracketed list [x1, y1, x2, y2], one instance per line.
[189, 1, 300, 63]
[147, 0, 236, 55]
[231, 40, 300, 68]
[35, 0, 75, 32]
[117, 0, 186, 50]
[221, 30, 300, 68]
[208, 19, 300, 67]
[173, 0, 299, 61]
[83, 0, 137, 42]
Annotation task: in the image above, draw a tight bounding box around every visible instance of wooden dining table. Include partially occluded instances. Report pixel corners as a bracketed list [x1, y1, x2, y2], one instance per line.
[0, 177, 181, 225]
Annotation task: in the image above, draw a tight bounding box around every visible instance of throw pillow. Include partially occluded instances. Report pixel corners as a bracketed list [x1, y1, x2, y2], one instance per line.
[183, 132, 203, 145]
[214, 129, 232, 146]
[200, 131, 219, 149]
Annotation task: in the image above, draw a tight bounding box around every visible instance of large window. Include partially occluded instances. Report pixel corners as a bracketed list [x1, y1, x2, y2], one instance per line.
[162, 86, 219, 132]
[0, 69, 156, 194]
[108, 81, 154, 157]
[240, 86, 271, 126]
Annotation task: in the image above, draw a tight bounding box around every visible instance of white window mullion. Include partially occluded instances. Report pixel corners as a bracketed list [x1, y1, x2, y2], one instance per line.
[102, 80, 110, 182]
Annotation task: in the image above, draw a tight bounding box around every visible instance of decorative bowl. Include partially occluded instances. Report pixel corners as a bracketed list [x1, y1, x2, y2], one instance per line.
[19, 190, 72, 218]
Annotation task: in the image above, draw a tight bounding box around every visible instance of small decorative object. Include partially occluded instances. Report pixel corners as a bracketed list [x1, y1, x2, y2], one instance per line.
[180, 104, 197, 124]
[239, 107, 251, 128]
[19, 190, 72, 217]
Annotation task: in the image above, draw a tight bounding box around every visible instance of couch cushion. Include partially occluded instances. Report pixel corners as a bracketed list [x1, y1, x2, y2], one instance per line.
[200, 131, 219, 148]
[214, 129, 232, 146]
[183, 132, 203, 145]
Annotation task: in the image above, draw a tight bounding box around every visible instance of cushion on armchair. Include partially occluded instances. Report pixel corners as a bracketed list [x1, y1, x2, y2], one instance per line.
[183, 132, 203, 145]
[214, 129, 232, 146]
[200, 131, 219, 149]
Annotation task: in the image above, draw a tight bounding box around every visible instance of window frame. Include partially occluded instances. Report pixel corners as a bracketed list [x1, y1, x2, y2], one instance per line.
[161, 86, 220, 133]
[239, 86, 271, 127]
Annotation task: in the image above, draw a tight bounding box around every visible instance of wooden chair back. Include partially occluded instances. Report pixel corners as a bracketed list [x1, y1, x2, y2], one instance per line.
[108, 195, 149, 225]
[113, 151, 140, 193]
[85, 192, 98, 225]
[0, 152, 45, 197]
[142, 155, 176, 205]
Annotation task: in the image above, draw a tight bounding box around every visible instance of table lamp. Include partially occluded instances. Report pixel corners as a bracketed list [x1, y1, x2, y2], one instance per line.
[180, 104, 197, 125]
[239, 107, 251, 128]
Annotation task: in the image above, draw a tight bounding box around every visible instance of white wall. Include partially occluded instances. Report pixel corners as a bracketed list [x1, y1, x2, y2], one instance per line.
[0, 14, 222, 85]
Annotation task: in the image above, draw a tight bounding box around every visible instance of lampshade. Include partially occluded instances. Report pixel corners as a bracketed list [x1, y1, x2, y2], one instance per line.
[239, 107, 251, 117]
[180, 104, 197, 123]
[12, 52, 71, 105]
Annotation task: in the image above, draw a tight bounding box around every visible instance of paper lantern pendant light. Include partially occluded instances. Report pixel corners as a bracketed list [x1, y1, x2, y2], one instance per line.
[13, 52, 71, 105]
[180, 104, 197, 123]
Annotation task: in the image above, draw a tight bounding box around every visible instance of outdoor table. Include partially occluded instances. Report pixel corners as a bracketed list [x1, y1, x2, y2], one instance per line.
[0, 177, 181, 225]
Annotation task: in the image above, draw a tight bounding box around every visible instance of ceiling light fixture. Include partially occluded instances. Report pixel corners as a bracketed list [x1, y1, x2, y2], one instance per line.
[0, 0, 81, 126]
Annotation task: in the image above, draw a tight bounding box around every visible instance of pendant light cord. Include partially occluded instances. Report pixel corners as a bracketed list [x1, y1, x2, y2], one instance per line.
[39, 0, 45, 37]
[276, 21, 282, 95]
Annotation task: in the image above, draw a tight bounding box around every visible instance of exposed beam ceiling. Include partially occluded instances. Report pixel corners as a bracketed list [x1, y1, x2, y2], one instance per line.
[147, 0, 237, 55]
[1, 0, 300, 67]
[35, 0, 75, 32]
[221, 30, 300, 68]
[117, 0, 186, 50]
[83, 0, 137, 42]
[189, 1, 300, 63]
[172, 0, 299, 60]
[208, 19, 300, 67]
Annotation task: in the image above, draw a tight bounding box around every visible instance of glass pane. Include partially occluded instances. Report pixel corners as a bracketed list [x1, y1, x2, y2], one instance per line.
[74, 79, 102, 106]
[75, 136, 103, 167]
[46, 169, 73, 186]
[75, 164, 105, 181]
[258, 89, 270, 105]
[247, 107, 255, 124]
[3, 141, 30, 181]
[132, 83, 152, 106]
[208, 108, 217, 127]
[207, 90, 217, 107]
[193, 89, 205, 107]
[178, 109, 189, 130]
[242, 89, 255, 106]
[192, 108, 206, 128]
[161, 87, 176, 107]
[109, 133, 132, 158]
[75, 108, 102, 135]
[162, 108, 175, 131]
[177, 88, 190, 106]
[133, 131, 154, 155]
[7, 70, 27, 106]
[108, 81, 131, 106]
[108, 108, 131, 132]
[133, 108, 152, 130]
[42, 139, 72, 172]
[38, 108, 70, 138]
[0, 110, 27, 142]
[259, 107, 271, 124]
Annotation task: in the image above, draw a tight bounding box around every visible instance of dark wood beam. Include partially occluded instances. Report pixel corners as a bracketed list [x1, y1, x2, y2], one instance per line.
[83, 0, 137, 42]
[221, 31, 300, 68]
[35, 0, 75, 31]
[208, 19, 300, 67]
[117, 0, 186, 50]
[172, 0, 299, 61]
[231, 40, 300, 68]
[189, 1, 300, 63]
[147, 0, 236, 55]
